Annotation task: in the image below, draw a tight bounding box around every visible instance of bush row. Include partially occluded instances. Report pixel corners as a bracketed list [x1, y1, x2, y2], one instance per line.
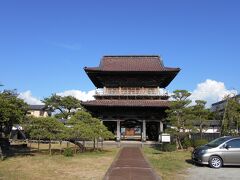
[182, 138, 208, 149]
[159, 138, 209, 152]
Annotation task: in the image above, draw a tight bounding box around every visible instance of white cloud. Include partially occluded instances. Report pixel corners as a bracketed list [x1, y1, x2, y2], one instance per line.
[18, 91, 43, 105]
[19, 80, 236, 108]
[57, 90, 95, 101]
[189, 79, 237, 107]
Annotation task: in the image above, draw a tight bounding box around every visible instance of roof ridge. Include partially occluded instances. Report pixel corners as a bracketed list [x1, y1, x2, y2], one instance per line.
[103, 55, 160, 58]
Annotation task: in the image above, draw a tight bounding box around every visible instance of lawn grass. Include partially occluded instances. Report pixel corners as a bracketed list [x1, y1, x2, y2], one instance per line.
[0, 142, 118, 180]
[143, 147, 193, 180]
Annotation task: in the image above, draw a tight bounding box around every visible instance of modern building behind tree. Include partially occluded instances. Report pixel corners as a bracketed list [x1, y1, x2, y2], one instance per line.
[211, 94, 240, 119]
[27, 105, 51, 117]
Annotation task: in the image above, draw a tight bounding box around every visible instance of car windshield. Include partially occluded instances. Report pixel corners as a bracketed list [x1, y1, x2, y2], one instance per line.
[206, 137, 232, 147]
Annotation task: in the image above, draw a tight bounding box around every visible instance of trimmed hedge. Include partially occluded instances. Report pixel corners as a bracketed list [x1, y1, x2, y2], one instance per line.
[182, 138, 192, 149]
[161, 143, 176, 152]
[192, 139, 208, 148]
[63, 148, 73, 157]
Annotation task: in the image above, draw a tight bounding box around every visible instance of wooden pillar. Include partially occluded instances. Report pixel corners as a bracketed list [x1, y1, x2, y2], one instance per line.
[116, 120, 121, 142]
[159, 121, 163, 142]
[103, 86, 106, 94]
[142, 120, 146, 142]
[159, 121, 163, 133]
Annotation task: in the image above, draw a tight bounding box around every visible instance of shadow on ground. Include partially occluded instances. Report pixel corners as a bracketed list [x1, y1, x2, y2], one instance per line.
[185, 159, 205, 167]
[4, 144, 34, 158]
[185, 159, 240, 168]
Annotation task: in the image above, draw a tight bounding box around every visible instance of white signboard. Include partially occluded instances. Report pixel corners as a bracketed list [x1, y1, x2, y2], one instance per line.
[161, 133, 171, 143]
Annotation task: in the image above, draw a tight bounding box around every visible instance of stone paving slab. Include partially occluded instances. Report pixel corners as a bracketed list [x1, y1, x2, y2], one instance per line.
[104, 147, 160, 180]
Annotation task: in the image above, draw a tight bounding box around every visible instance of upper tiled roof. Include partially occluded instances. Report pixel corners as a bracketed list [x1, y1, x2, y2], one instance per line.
[82, 99, 170, 108]
[85, 56, 180, 72]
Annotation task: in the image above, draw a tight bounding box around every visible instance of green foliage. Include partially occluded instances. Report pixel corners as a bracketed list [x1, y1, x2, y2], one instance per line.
[221, 95, 240, 136]
[25, 117, 66, 140]
[182, 138, 192, 149]
[63, 148, 73, 157]
[166, 90, 192, 149]
[191, 100, 211, 138]
[43, 94, 82, 119]
[68, 111, 114, 141]
[192, 139, 208, 148]
[66, 111, 114, 150]
[161, 143, 176, 152]
[0, 90, 28, 137]
[166, 90, 213, 149]
[67, 111, 92, 125]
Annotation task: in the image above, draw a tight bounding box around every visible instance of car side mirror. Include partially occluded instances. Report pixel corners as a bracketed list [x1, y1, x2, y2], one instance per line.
[224, 144, 231, 149]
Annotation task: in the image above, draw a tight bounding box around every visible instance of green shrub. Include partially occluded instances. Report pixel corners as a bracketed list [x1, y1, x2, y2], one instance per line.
[162, 143, 176, 152]
[192, 139, 208, 148]
[182, 138, 192, 149]
[63, 148, 73, 157]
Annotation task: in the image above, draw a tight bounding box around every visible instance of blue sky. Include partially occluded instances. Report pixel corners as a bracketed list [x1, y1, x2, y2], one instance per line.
[0, 0, 239, 105]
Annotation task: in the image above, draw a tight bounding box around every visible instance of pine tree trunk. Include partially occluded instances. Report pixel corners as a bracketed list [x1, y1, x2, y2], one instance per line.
[175, 138, 179, 149]
[101, 139, 103, 151]
[49, 140, 52, 155]
[0, 146, 4, 160]
[177, 136, 183, 150]
[96, 138, 99, 150]
[29, 140, 32, 149]
[74, 141, 77, 154]
[200, 124, 203, 139]
[83, 140, 85, 152]
[60, 140, 62, 154]
[93, 138, 96, 151]
[38, 138, 40, 151]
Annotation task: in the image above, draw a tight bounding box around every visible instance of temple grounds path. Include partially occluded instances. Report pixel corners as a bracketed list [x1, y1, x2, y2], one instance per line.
[104, 147, 160, 180]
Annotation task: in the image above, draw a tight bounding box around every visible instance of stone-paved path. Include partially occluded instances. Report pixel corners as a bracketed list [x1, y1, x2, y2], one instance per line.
[104, 147, 160, 180]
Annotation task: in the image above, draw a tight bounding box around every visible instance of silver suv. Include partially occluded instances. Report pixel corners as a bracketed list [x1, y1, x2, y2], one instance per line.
[192, 136, 240, 168]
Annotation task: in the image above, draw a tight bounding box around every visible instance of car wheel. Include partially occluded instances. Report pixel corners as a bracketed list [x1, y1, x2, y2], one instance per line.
[209, 156, 222, 168]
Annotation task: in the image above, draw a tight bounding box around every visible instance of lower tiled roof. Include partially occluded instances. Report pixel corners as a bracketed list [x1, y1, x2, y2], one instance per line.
[82, 100, 170, 108]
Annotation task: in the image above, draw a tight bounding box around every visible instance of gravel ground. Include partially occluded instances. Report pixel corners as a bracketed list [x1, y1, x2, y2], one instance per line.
[185, 166, 240, 180]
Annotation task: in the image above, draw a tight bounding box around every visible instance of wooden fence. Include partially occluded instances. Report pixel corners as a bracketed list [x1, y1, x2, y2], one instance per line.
[190, 133, 221, 142]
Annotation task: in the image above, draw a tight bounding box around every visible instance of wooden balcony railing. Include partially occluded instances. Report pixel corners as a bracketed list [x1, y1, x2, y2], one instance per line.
[95, 87, 168, 96]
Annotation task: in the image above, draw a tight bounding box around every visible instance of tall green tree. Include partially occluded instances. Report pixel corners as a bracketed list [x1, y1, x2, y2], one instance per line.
[0, 90, 28, 138]
[68, 111, 114, 150]
[221, 96, 240, 136]
[83, 117, 113, 150]
[43, 94, 82, 119]
[166, 90, 192, 149]
[25, 117, 65, 155]
[67, 111, 92, 124]
[192, 100, 211, 139]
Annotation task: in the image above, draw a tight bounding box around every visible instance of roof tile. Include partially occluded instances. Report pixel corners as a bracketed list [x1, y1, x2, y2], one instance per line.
[82, 99, 170, 108]
[85, 56, 180, 72]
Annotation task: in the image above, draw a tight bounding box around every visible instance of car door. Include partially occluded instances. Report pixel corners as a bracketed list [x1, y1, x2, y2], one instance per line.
[222, 139, 240, 165]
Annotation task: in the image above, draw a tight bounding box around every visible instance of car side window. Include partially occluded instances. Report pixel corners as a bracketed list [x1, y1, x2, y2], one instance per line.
[227, 139, 240, 148]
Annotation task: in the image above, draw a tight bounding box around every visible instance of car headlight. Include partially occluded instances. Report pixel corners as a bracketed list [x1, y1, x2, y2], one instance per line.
[199, 149, 207, 155]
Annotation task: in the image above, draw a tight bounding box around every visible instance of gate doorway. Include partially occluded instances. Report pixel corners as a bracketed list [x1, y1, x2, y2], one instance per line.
[103, 120, 162, 142]
[121, 120, 141, 141]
